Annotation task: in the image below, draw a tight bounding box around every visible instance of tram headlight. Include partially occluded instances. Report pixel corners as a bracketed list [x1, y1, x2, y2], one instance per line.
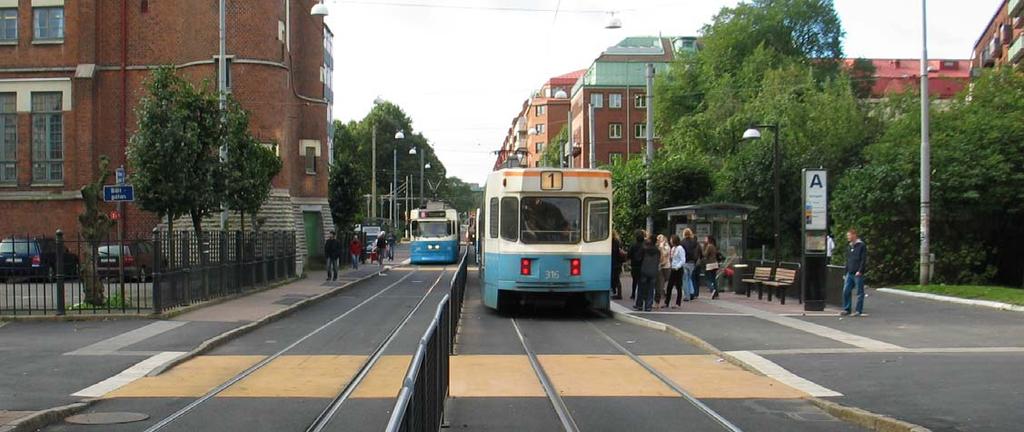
[570, 258, 581, 276]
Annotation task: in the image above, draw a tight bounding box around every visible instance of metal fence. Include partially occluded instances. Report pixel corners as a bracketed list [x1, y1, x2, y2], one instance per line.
[386, 251, 469, 432]
[0, 229, 296, 316]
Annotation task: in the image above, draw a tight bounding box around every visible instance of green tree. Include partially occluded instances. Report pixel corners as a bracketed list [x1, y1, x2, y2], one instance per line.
[328, 153, 365, 234]
[223, 98, 282, 231]
[129, 66, 224, 237]
[540, 126, 568, 167]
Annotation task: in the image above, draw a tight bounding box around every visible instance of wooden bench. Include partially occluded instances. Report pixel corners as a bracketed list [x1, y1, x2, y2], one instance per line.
[763, 268, 797, 304]
[741, 267, 773, 300]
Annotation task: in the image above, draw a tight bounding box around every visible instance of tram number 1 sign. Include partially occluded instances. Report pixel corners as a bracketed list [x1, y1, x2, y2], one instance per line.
[540, 171, 563, 190]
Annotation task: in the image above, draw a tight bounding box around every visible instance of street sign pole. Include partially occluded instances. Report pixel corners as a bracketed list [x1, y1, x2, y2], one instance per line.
[801, 169, 828, 311]
[116, 166, 126, 309]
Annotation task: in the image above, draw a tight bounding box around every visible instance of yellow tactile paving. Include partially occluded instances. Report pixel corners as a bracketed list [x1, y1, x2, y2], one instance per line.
[219, 355, 366, 398]
[641, 355, 809, 399]
[449, 355, 546, 397]
[106, 355, 264, 398]
[537, 355, 679, 397]
[351, 355, 412, 398]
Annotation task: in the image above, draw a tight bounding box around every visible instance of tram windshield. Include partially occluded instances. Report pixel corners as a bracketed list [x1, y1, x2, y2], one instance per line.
[414, 221, 452, 238]
[520, 197, 581, 244]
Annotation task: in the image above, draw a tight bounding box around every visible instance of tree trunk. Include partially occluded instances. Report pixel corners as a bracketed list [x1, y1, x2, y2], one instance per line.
[240, 211, 246, 234]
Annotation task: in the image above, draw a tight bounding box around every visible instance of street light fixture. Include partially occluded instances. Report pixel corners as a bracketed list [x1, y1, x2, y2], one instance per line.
[742, 123, 782, 268]
[408, 146, 425, 207]
[605, 12, 622, 30]
[311, 1, 329, 16]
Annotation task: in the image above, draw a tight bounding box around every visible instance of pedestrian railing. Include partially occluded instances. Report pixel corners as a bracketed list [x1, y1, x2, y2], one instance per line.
[386, 251, 469, 432]
[0, 229, 296, 316]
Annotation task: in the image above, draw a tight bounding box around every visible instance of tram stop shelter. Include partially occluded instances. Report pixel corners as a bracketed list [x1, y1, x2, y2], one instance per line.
[659, 203, 756, 259]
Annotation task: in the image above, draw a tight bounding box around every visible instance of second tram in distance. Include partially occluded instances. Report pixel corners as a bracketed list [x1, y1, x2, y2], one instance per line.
[409, 205, 461, 265]
[479, 168, 613, 313]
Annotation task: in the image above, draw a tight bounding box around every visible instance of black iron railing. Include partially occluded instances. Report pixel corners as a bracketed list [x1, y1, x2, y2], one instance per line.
[386, 251, 469, 432]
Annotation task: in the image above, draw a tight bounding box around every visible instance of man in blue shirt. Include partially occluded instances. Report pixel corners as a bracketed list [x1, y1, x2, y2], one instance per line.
[841, 229, 868, 317]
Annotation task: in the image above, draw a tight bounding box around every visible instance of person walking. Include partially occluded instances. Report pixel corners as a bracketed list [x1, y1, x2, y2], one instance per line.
[680, 228, 702, 300]
[841, 229, 868, 317]
[664, 234, 686, 308]
[628, 230, 645, 300]
[703, 235, 721, 299]
[386, 231, 397, 261]
[324, 231, 342, 281]
[656, 234, 671, 309]
[349, 236, 362, 270]
[375, 232, 389, 275]
[611, 231, 625, 300]
[634, 235, 660, 312]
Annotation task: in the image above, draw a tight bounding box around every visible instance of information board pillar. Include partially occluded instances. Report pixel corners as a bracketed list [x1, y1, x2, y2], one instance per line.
[801, 169, 828, 311]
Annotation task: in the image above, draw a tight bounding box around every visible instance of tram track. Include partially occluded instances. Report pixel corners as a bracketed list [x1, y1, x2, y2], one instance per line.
[141, 267, 449, 432]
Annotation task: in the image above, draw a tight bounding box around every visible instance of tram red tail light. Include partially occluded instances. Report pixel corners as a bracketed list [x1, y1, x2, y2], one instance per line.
[520, 258, 532, 276]
[570, 258, 581, 276]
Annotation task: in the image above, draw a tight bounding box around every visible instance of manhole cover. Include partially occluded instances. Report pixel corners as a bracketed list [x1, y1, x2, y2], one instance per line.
[66, 412, 149, 425]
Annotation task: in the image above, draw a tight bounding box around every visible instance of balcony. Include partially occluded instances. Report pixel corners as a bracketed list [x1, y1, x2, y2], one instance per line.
[1011, 36, 1024, 64]
[1012, 0, 1024, 18]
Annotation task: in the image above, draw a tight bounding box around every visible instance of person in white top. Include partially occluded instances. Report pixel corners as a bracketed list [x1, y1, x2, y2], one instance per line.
[664, 234, 687, 308]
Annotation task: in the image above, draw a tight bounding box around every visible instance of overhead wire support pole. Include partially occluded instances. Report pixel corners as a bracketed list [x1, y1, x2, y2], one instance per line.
[218, 0, 229, 230]
[919, 0, 932, 285]
[644, 63, 655, 235]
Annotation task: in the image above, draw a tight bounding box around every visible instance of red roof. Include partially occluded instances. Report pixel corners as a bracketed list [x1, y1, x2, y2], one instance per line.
[844, 58, 971, 99]
[549, 69, 587, 87]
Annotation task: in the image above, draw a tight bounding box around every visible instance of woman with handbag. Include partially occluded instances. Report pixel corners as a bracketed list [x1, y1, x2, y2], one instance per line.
[703, 235, 721, 299]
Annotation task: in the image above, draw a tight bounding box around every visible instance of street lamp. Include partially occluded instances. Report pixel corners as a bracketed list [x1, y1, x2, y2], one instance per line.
[742, 123, 782, 268]
[311, 1, 329, 16]
[391, 130, 405, 229]
[409, 146, 424, 207]
[605, 12, 622, 29]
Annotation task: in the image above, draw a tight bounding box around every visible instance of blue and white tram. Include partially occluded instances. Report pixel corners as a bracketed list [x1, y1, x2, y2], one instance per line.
[479, 168, 613, 313]
[409, 207, 460, 264]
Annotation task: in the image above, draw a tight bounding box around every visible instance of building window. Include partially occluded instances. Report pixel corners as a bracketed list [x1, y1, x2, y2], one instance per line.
[33, 7, 64, 41]
[0, 8, 16, 42]
[535, 142, 544, 153]
[634, 93, 647, 108]
[535, 124, 545, 134]
[304, 146, 317, 174]
[634, 123, 647, 139]
[609, 123, 622, 139]
[609, 93, 622, 108]
[535, 105, 545, 116]
[590, 93, 603, 108]
[0, 93, 15, 184]
[609, 152, 623, 165]
[31, 93, 63, 183]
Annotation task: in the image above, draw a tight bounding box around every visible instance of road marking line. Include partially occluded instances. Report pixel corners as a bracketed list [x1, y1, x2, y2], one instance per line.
[106, 355, 266, 398]
[750, 346, 1024, 355]
[65, 321, 187, 356]
[711, 301, 906, 352]
[641, 355, 808, 399]
[219, 355, 367, 398]
[727, 351, 842, 397]
[636, 311, 750, 316]
[71, 351, 186, 398]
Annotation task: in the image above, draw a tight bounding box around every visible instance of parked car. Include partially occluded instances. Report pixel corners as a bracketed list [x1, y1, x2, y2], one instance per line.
[0, 237, 80, 282]
[95, 241, 156, 282]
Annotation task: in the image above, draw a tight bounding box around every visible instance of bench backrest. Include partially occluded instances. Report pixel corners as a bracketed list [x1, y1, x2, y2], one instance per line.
[774, 268, 797, 284]
[753, 267, 773, 280]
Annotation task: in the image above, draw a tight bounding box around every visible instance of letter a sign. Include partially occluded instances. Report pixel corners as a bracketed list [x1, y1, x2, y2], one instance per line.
[803, 169, 827, 231]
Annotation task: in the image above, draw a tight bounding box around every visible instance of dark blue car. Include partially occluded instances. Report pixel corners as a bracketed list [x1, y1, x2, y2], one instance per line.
[0, 237, 79, 282]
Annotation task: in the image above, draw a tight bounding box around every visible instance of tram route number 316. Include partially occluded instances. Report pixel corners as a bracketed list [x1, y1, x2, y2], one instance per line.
[545, 270, 560, 280]
[541, 171, 563, 190]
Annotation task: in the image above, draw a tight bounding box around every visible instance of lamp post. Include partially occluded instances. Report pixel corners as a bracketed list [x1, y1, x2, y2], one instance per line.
[409, 146, 425, 207]
[919, 0, 932, 285]
[218, 0, 228, 229]
[742, 124, 782, 267]
[391, 130, 405, 228]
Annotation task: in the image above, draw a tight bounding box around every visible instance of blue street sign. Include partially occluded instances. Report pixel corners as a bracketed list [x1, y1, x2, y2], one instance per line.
[103, 185, 135, 202]
[115, 166, 126, 185]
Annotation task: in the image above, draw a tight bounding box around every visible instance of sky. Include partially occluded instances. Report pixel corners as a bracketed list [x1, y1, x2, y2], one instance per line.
[324, 0, 1002, 185]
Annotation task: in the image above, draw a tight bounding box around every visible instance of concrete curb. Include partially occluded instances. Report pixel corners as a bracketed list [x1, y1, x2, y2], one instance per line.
[878, 288, 1024, 313]
[147, 267, 393, 376]
[3, 401, 93, 432]
[608, 307, 933, 432]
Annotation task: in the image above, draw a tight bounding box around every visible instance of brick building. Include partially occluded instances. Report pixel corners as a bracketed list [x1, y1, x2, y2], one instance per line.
[568, 36, 697, 168]
[846, 58, 970, 100]
[493, 70, 584, 170]
[0, 0, 333, 266]
[972, 0, 1024, 70]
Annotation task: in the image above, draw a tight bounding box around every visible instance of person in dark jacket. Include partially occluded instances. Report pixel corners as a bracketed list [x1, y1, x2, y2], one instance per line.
[611, 231, 625, 300]
[841, 229, 868, 316]
[626, 229, 643, 300]
[680, 228, 703, 300]
[324, 231, 342, 281]
[634, 235, 661, 312]
[375, 232, 389, 275]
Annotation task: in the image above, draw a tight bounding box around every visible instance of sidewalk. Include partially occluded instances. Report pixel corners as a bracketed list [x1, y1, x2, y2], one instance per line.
[0, 248, 409, 423]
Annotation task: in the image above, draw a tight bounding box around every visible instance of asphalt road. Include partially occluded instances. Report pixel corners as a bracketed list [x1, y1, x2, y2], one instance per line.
[41, 265, 452, 432]
[445, 270, 865, 432]
[640, 289, 1024, 432]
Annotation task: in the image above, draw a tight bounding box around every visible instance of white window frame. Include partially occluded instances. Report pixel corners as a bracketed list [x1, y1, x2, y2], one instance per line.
[609, 93, 622, 109]
[608, 123, 622, 139]
[634, 93, 647, 109]
[0, 8, 17, 43]
[634, 123, 647, 139]
[590, 93, 603, 109]
[32, 6, 63, 42]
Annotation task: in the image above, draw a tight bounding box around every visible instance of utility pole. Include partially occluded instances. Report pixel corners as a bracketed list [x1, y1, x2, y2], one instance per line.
[218, 0, 229, 230]
[392, 147, 397, 227]
[418, 148, 425, 207]
[588, 103, 596, 168]
[919, 0, 932, 285]
[371, 126, 377, 221]
[644, 63, 655, 235]
[565, 109, 573, 168]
